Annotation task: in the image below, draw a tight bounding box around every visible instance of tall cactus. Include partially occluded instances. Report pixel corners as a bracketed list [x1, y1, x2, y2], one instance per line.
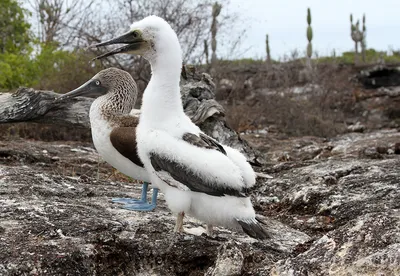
[361, 14, 367, 62]
[306, 8, 313, 69]
[204, 39, 209, 65]
[210, 2, 222, 69]
[350, 13, 366, 64]
[266, 34, 271, 65]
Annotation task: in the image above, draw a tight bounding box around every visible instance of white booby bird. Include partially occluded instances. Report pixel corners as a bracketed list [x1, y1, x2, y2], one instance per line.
[56, 67, 158, 211]
[90, 16, 268, 239]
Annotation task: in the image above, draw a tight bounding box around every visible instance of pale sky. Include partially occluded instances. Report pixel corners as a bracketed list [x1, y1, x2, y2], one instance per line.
[224, 0, 400, 60]
[22, 0, 399, 61]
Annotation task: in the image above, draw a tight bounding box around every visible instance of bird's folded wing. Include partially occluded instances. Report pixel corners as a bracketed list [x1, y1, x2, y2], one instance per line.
[110, 126, 144, 167]
[150, 132, 246, 197]
[185, 132, 256, 189]
[182, 132, 227, 155]
[154, 170, 190, 191]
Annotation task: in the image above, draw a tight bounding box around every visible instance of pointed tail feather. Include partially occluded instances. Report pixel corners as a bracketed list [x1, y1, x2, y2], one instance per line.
[237, 218, 270, 240]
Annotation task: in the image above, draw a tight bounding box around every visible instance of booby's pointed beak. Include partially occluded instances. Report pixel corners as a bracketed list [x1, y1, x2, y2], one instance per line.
[55, 79, 107, 102]
[88, 31, 146, 61]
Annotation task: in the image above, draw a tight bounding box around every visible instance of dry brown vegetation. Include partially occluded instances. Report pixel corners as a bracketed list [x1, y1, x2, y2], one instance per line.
[0, 123, 92, 142]
[3, 0, 399, 142]
[213, 62, 359, 138]
[4, 0, 397, 143]
[2, 61, 396, 142]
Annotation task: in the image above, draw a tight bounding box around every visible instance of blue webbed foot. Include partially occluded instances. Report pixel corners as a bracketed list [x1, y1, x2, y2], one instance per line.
[112, 182, 159, 212]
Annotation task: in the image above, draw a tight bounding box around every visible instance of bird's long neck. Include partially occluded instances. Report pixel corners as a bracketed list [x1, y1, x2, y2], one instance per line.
[92, 90, 135, 125]
[141, 41, 184, 124]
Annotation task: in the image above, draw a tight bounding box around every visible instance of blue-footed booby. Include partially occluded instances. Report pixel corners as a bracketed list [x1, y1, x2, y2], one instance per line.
[89, 16, 269, 239]
[56, 67, 158, 211]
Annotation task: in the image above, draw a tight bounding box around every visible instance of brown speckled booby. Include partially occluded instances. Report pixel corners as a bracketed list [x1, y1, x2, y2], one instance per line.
[56, 67, 158, 211]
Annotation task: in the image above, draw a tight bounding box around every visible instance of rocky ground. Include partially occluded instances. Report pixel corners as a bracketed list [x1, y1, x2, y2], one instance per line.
[1, 126, 399, 275]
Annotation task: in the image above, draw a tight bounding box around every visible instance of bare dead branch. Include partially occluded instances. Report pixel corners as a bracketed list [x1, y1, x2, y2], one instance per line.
[0, 67, 262, 164]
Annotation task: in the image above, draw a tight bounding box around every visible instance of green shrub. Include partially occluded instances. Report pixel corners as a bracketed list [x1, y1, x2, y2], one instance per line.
[0, 0, 102, 92]
[0, 51, 37, 90]
[1, 43, 103, 92]
[0, 0, 32, 54]
[32, 44, 103, 93]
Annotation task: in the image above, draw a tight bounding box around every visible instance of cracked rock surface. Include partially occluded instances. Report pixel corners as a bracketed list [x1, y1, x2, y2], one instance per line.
[1, 128, 400, 275]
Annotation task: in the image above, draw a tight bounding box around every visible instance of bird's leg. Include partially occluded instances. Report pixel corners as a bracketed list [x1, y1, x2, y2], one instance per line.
[174, 212, 185, 233]
[150, 187, 159, 205]
[206, 224, 213, 236]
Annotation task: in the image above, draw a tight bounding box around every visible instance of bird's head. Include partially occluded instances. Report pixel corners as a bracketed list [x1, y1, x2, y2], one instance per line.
[89, 15, 181, 63]
[56, 67, 137, 103]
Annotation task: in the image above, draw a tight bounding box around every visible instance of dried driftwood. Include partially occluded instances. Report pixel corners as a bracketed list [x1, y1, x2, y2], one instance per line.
[0, 88, 92, 128]
[0, 66, 263, 164]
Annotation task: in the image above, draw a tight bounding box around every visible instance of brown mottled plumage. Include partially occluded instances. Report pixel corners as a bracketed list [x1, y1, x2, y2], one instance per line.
[89, 69, 143, 168]
[95, 68, 137, 123]
[56, 67, 149, 181]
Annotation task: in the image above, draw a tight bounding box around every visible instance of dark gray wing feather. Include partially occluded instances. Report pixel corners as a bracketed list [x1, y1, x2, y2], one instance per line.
[182, 133, 226, 155]
[150, 152, 247, 197]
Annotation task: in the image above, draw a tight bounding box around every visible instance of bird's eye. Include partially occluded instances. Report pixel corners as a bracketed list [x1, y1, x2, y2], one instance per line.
[132, 31, 138, 38]
[95, 80, 100, 86]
